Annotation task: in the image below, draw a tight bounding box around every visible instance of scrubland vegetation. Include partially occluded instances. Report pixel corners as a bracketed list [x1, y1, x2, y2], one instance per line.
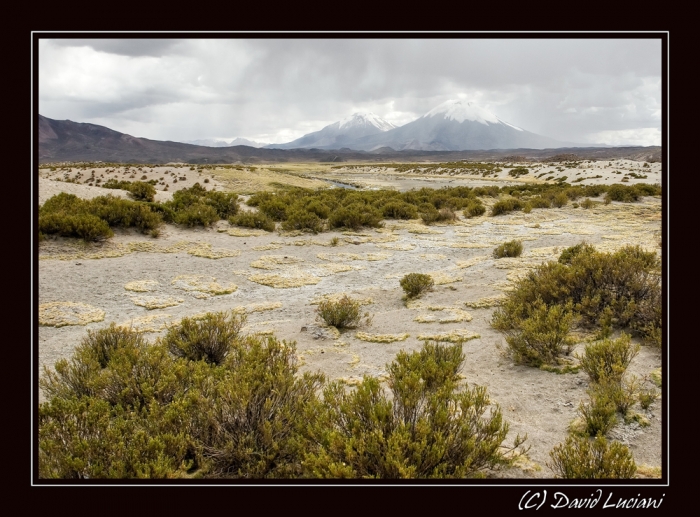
[39, 315, 525, 479]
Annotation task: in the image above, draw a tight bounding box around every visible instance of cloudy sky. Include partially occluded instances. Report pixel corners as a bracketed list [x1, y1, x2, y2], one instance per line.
[38, 37, 663, 146]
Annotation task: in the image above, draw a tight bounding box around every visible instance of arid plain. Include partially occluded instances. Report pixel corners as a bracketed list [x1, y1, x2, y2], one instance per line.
[37, 159, 663, 478]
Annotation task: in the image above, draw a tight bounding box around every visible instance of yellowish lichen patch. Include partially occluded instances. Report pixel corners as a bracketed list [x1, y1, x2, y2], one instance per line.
[252, 243, 284, 251]
[226, 228, 268, 237]
[355, 332, 409, 343]
[455, 256, 489, 268]
[171, 275, 237, 296]
[186, 243, 241, 259]
[39, 302, 105, 327]
[428, 271, 463, 285]
[318, 263, 356, 275]
[408, 226, 445, 234]
[417, 329, 481, 343]
[420, 253, 446, 260]
[248, 272, 321, 288]
[414, 308, 472, 324]
[130, 296, 184, 310]
[449, 242, 491, 249]
[464, 295, 508, 309]
[232, 301, 283, 314]
[377, 242, 415, 251]
[310, 293, 374, 306]
[250, 255, 304, 270]
[124, 280, 160, 292]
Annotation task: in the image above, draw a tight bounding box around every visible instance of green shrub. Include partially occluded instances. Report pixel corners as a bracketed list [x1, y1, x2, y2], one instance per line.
[229, 211, 276, 232]
[548, 435, 637, 479]
[552, 192, 569, 208]
[580, 198, 594, 209]
[492, 299, 577, 366]
[577, 334, 639, 385]
[465, 201, 486, 217]
[493, 240, 523, 258]
[38, 212, 114, 242]
[400, 273, 434, 299]
[174, 203, 219, 227]
[281, 209, 324, 233]
[529, 196, 551, 209]
[491, 245, 660, 347]
[127, 181, 156, 202]
[638, 386, 658, 410]
[258, 198, 288, 221]
[558, 242, 596, 265]
[577, 388, 618, 437]
[605, 184, 640, 203]
[303, 343, 526, 478]
[491, 198, 524, 216]
[381, 201, 418, 220]
[328, 204, 383, 230]
[316, 295, 368, 329]
[203, 334, 324, 478]
[163, 311, 246, 365]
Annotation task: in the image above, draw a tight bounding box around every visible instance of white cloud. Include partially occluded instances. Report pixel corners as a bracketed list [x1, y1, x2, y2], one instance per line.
[587, 128, 662, 147]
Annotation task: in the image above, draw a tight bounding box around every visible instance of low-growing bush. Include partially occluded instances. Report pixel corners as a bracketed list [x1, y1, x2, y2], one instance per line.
[491, 244, 661, 353]
[548, 435, 637, 479]
[400, 273, 434, 299]
[580, 198, 594, 209]
[316, 295, 369, 329]
[282, 209, 324, 233]
[303, 343, 527, 478]
[464, 200, 486, 217]
[493, 240, 523, 258]
[605, 184, 640, 203]
[328, 204, 383, 230]
[229, 211, 276, 232]
[492, 300, 577, 366]
[163, 311, 246, 365]
[577, 334, 639, 385]
[491, 198, 524, 216]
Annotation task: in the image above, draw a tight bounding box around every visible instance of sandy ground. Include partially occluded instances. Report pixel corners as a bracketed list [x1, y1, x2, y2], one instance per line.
[36, 161, 663, 478]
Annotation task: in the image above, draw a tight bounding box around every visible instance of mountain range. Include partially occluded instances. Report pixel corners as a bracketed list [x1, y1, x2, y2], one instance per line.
[266, 100, 587, 151]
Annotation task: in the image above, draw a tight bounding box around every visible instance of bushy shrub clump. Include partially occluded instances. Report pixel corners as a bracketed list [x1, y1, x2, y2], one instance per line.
[39, 193, 162, 242]
[303, 343, 527, 478]
[491, 198, 524, 216]
[493, 240, 523, 258]
[400, 273, 434, 299]
[163, 311, 246, 365]
[282, 208, 324, 233]
[548, 435, 636, 479]
[229, 211, 276, 232]
[491, 244, 661, 365]
[162, 183, 238, 227]
[316, 295, 369, 329]
[103, 179, 156, 202]
[328, 204, 383, 230]
[41, 317, 524, 479]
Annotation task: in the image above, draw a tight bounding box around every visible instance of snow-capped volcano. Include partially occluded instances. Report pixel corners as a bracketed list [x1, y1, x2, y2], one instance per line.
[338, 112, 396, 131]
[346, 99, 571, 151]
[266, 112, 396, 149]
[425, 99, 523, 131]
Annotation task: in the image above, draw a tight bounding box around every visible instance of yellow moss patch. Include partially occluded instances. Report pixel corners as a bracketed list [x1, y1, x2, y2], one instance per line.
[232, 301, 283, 314]
[414, 308, 472, 324]
[39, 302, 105, 327]
[310, 293, 373, 306]
[226, 228, 268, 237]
[187, 243, 241, 259]
[377, 242, 415, 251]
[250, 255, 304, 270]
[464, 295, 508, 309]
[171, 275, 237, 296]
[408, 227, 445, 234]
[420, 253, 446, 260]
[355, 332, 409, 343]
[455, 256, 489, 268]
[117, 314, 172, 333]
[130, 296, 184, 310]
[365, 252, 393, 261]
[318, 263, 356, 275]
[449, 242, 491, 249]
[317, 252, 361, 262]
[417, 329, 481, 343]
[428, 271, 463, 285]
[252, 243, 284, 251]
[124, 280, 160, 292]
[248, 273, 321, 288]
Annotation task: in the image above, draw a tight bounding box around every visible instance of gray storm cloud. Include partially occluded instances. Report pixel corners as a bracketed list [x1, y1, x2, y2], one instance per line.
[38, 38, 662, 146]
